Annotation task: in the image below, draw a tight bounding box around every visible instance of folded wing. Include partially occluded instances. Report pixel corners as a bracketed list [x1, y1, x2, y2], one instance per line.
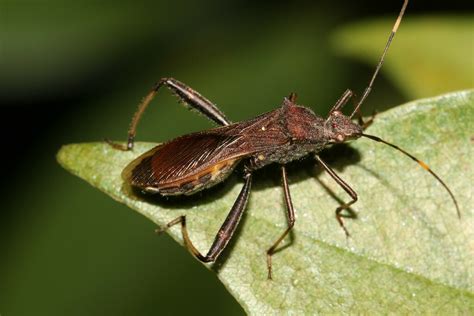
[123, 132, 249, 195]
[123, 108, 289, 195]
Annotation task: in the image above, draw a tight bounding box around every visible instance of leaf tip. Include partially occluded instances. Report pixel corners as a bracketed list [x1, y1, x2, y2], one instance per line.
[56, 143, 84, 173]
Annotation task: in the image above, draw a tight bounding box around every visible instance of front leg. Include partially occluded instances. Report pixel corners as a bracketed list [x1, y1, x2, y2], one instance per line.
[329, 89, 353, 113]
[108, 77, 231, 151]
[354, 107, 377, 130]
[315, 155, 358, 237]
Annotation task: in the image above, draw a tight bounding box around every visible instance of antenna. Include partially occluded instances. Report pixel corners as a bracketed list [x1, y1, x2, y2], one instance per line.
[362, 133, 461, 218]
[350, 0, 409, 119]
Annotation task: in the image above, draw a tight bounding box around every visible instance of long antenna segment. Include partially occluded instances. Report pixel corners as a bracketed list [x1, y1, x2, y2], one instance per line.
[362, 133, 461, 218]
[350, 0, 409, 119]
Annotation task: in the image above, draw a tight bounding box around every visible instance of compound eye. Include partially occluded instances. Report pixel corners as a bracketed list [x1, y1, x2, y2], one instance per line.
[336, 134, 345, 142]
[331, 123, 337, 129]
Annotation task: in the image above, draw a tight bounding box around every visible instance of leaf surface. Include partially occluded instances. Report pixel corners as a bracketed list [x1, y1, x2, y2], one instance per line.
[58, 90, 473, 314]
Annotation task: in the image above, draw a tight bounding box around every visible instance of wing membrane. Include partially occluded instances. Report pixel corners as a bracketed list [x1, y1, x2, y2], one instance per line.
[123, 132, 248, 189]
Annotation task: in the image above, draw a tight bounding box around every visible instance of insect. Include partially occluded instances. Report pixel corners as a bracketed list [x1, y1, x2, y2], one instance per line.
[108, 0, 459, 279]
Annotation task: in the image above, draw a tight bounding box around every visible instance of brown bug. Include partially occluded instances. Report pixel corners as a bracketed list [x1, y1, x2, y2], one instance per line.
[108, 0, 459, 279]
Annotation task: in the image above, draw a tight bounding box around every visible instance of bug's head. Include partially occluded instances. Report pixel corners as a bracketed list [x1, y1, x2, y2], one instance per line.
[325, 110, 362, 143]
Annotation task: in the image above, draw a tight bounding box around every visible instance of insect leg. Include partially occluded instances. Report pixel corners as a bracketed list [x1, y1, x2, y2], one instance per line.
[330, 89, 353, 113]
[158, 172, 252, 263]
[266, 165, 295, 280]
[353, 107, 377, 130]
[109, 77, 231, 150]
[360, 111, 377, 130]
[315, 155, 358, 237]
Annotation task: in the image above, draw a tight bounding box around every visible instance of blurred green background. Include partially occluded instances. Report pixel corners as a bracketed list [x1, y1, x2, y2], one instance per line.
[1, 0, 472, 315]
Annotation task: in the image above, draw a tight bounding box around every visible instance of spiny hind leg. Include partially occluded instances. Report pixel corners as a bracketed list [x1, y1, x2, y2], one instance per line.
[108, 77, 231, 151]
[157, 172, 252, 263]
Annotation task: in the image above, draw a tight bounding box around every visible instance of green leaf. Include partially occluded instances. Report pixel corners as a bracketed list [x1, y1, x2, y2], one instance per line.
[332, 17, 474, 99]
[57, 90, 473, 314]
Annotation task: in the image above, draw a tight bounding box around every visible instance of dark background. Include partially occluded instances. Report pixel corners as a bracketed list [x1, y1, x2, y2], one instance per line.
[1, 0, 471, 314]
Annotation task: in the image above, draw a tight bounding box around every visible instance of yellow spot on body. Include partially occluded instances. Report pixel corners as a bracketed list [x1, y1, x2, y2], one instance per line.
[261, 126, 266, 131]
[211, 160, 233, 177]
[258, 154, 265, 161]
[212, 164, 221, 174]
[418, 160, 429, 171]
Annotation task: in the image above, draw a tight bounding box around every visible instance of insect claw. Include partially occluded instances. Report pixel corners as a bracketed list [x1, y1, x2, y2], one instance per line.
[267, 266, 273, 280]
[343, 227, 351, 239]
[336, 212, 351, 238]
[266, 251, 274, 280]
[104, 138, 129, 151]
[154, 227, 166, 235]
